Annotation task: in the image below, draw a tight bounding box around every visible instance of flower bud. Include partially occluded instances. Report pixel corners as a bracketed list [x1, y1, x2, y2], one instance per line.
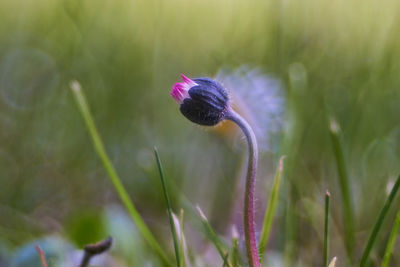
[171, 74, 229, 126]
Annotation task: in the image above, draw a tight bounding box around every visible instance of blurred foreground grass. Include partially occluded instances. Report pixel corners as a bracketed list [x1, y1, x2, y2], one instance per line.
[0, 0, 400, 266]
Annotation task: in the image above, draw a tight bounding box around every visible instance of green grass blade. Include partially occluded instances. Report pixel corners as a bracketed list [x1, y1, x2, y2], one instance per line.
[360, 174, 400, 267]
[231, 226, 241, 267]
[258, 156, 285, 261]
[196, 205, 232, 267]
[381, 208, 400, 267]
[70, 81, 172, 266]
[329, 118, 355, 261]
[324, 191, 331, 267]
[178, 210, 190, 267]
[154, 147, 181, 267]
[172, 211, 190, 267]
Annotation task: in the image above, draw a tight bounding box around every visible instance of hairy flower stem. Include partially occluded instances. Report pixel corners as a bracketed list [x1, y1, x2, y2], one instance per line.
[225, 108, 260, 267]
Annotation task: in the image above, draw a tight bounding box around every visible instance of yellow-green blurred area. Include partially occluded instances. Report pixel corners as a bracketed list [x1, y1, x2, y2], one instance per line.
[1, 0, 400, 266]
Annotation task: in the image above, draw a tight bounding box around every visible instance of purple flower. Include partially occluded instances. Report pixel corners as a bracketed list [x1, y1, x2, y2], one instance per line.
[171, 72, 263, 267]
[171, 74, 229, 126]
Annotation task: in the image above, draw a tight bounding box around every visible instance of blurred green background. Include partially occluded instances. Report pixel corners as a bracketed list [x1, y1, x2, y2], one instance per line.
[1, 0, 400, 266]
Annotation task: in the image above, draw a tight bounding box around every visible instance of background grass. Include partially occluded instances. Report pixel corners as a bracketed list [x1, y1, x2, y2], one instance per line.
[0, 0, 400, 266]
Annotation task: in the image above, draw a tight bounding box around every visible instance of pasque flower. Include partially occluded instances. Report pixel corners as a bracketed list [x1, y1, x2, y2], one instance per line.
[171, 74, 229, 126]
[171, 74, 261, 267]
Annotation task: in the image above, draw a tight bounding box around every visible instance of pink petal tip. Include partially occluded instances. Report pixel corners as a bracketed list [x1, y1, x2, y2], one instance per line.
[170, 74, 197, 104]
[181, 73, 193, 84]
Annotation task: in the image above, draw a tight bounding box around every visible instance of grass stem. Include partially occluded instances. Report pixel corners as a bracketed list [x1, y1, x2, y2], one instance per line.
[359, 175, 400, 267]
[329, 118, 355, 261]
[154, 147, 181, 267]
[70, 81, 171, 266]
[381, 208, 400, 267]
[196, 205, 232, 267]
[324, 191, 331, 267]
[231, 226, 240, 267]
[258, 156, 285, 261]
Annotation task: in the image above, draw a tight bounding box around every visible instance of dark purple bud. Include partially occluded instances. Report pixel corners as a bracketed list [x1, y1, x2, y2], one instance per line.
[171, 74, 229, 126]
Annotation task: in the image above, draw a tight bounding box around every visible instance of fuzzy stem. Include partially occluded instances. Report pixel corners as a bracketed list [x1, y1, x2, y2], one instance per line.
[35, 245, 48, 267]
[225, 108, 260, 267]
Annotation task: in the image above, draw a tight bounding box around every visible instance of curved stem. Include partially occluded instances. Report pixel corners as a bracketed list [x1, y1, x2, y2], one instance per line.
[225, 108, 260, 267]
